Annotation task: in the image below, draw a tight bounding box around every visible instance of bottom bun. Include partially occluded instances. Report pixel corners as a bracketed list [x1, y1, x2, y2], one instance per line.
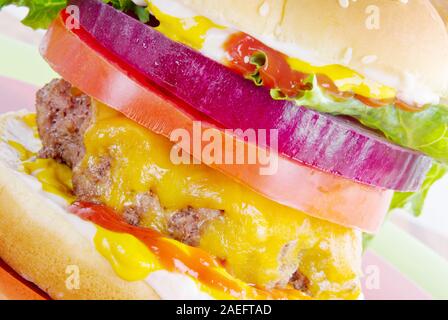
[0, 161, 159, 300]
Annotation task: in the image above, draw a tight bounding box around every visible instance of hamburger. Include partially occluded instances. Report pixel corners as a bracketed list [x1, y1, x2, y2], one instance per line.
[0, 0, 446, 300]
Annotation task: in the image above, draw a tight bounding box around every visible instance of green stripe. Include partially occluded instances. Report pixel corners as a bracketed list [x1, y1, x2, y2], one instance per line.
[370, 222, 448, 299]
[0, 35, 57, 85]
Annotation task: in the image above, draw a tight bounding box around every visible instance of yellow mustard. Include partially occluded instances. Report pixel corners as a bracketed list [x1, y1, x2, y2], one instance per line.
[22, 158, 74, 202]
[7, 117, 74, 203]
[287, 57, 396, 100]
[94, 226, 163, 281]
[148, 3, 224, 50]
[94, 226, 248, 299]
[21, 113, 39, 138]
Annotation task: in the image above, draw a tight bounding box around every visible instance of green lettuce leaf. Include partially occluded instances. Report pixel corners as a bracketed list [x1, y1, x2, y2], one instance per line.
[0, 0, 151, 29]
[390, 162, 447, 216]
[0, 0, 67, 29]
[102, 0, 135, 12]
[245, 52, 265, 86]
[363, 162, 446, 250]
[246, 53, 448, 163]
[290, 76, 448, 164]
[362, 233, 375, 250]
[134, 5, 150, 24]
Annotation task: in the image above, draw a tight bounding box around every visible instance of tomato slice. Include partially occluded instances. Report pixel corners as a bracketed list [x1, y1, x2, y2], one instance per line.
[40, 15, 393, 233]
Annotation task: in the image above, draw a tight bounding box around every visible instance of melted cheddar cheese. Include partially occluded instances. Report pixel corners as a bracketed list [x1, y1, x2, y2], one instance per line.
[77, 102, 361, 299]
[147, 1, 396, 101]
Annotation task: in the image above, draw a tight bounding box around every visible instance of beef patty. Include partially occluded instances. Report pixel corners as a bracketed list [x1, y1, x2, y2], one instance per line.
[36, 79, 92, 168]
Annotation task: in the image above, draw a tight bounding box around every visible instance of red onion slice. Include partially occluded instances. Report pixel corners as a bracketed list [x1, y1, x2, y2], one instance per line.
[69, 0, 431, 191]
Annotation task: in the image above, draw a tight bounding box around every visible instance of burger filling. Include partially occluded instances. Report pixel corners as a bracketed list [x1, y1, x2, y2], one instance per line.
[142, 0, 448, 169]
[35, 79, 362, 299]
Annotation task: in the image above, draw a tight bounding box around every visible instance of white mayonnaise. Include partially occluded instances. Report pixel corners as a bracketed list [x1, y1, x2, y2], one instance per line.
[131, 0, 147, 7]
[146, 271, 213, 300]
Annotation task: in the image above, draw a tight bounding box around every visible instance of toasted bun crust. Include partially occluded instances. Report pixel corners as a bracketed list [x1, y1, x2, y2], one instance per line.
[432, 0, 448, 28]
[175, 0, 448, 99]
[0, 161, 160, 300]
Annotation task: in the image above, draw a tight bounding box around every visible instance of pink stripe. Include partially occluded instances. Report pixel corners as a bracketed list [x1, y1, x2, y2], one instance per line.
[0, 76, 38, 112]
[362, 250, 432, 300]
